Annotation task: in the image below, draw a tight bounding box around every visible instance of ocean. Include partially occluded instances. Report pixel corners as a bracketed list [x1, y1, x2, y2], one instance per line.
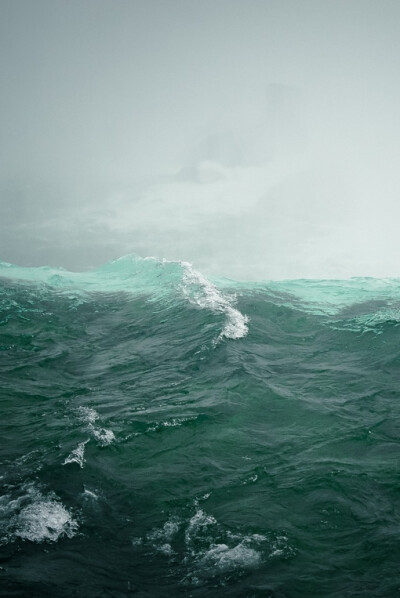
[1, 254, 400, 597]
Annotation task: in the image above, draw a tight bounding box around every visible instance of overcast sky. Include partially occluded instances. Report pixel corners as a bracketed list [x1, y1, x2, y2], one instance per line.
[1, 0, 400, 278]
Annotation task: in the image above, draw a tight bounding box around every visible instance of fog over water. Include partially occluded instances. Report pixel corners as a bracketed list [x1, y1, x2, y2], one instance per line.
[1, 0, 400, 279]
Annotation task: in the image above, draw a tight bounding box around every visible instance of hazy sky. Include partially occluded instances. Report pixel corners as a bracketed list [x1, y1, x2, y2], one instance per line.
[1, 0, 400, 278]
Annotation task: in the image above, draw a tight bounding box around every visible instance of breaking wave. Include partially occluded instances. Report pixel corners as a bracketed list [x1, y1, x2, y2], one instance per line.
[0, 254, 249, 343]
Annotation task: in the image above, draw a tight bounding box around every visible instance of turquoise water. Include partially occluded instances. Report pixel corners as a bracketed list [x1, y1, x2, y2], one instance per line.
[1, 255, 400, 597]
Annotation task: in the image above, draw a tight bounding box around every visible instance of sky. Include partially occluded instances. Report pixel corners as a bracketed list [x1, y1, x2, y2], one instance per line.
[1, 0, 400, 279]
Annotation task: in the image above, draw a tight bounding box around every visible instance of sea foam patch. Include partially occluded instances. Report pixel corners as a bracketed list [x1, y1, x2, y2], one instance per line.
[76, 406, 99, 425]
[76, 406, 116, 446]
[130, 501, 291, 587]
[88, 425, 116, 446]
[0, 483, 78, 544]
[199, 542, 261, 571]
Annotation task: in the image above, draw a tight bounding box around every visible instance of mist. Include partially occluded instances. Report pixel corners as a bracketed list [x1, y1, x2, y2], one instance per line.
[1, 0, 400, 279]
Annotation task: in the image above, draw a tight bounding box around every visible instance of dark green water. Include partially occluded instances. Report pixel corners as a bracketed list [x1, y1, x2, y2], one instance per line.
[1, 256, 400, 597]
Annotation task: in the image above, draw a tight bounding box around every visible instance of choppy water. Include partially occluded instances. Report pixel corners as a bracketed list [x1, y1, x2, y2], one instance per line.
[1, 255, 400, 597]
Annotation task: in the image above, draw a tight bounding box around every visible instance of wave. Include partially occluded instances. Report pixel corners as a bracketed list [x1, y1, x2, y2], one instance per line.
[0, 254, 249, 342]
[2, 253, 400, 337]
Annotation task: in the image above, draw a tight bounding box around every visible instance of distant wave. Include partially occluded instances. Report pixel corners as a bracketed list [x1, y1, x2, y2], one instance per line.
[2, 254, 400, 337]
[0, 254, 249, 343]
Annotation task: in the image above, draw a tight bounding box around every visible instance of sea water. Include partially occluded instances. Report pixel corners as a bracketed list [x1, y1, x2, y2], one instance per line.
[1, 255, 400, 597]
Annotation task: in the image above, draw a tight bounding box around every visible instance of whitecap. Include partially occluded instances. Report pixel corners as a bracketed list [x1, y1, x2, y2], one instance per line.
[147, 519, 181, 543]
[185, 508, 217, 547]
[180, 262, 249, 342]
[76, 406, 116, 446]
[82, 487, 99, 501]
[88, 424, 115, 446]
[158, 543, 174, 555]
[130, 504, 294, 586]
[268, 534, 295, 559]
[200, 542, 261, 571]
[142, 517, 181, 556]
[0, 484, 78, 544]
[15, 500, 78, 542]
[241, 473, 258, 485]
[63, 440, 89, 468]
[76, 406, 99, 424]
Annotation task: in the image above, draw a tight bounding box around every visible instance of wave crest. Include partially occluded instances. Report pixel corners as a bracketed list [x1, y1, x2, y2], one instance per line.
[0, 254, 249, 342]
[180, 261, 248, 341]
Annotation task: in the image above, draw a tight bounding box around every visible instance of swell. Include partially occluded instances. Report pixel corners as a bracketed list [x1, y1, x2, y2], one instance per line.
[0, 255, 249, 343]
[3, 254, 400, 348]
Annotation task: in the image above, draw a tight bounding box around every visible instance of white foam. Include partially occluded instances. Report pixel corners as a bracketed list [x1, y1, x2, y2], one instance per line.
[131, 506, 293, 585]
[180, 508, 268, 585]
[241, 473, 258, 485]
[200, 542, 261, 571]
[147, 519, 181, 543]
[180, 262, 249, 342]
[145, 518, 181, 555]
[185, 509, 217, 547]
[77, 406, 99, 424]
[1, 484, 78, 544]
[268, 534, 294, 559]
[15, 500, 78, 542]
[88, 424, 115, 446]
[158, 543, 174, 555]
[82, 487, 99, 501]
[76, 406, 116, 446]
[63, 440, 88, 468]
[146, 416, 197, 433]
